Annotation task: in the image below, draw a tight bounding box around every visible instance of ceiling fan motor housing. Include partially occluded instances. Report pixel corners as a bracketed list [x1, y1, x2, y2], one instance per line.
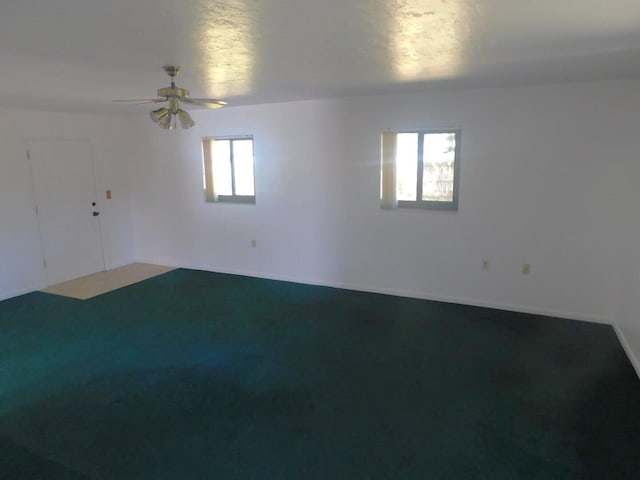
[157, 86, 190, 98]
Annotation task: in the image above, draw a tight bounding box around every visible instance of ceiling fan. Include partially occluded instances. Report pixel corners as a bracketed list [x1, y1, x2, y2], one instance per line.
[113, 66, 227, 130]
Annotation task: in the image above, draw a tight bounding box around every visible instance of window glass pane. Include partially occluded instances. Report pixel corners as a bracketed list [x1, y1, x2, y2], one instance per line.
[422, 132, 455, 202]
[233, 139, 255, 196]
[396, 133, 418, 201]
[212, 140, 232, 195]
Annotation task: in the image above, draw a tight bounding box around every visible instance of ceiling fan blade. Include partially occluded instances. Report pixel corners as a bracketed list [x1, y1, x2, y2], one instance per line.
[112, 98, 167, 104]
[182, 97, 227, 109]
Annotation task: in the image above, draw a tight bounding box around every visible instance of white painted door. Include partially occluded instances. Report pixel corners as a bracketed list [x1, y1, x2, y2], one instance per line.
[28, 139, 105, 286]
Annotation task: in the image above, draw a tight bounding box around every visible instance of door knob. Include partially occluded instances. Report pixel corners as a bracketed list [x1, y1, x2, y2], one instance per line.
[93, 211, 100, 216]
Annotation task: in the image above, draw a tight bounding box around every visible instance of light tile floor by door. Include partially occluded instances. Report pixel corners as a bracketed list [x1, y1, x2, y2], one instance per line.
[42, 263, 175, 300]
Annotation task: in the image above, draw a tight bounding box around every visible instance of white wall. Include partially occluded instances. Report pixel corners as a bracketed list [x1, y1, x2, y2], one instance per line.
[0, 107, 136, 299]
[131, 79, 640, 326]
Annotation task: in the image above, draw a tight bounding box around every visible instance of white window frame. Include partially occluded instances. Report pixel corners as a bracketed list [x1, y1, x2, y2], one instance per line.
[381, 128, 460, 211]
[202, 135, 256, 204]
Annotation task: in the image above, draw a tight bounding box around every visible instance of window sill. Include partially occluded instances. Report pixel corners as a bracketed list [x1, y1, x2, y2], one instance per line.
[205, 195, 256, 205]
[395, 200, 458, 211]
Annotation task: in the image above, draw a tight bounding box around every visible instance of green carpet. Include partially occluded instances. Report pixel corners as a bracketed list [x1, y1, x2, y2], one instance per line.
[1, 268, 639, 479]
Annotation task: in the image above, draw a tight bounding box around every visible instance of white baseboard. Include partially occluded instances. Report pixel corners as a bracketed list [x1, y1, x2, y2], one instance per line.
[613, 323, 640, 379]
[105, 259, 138, 271]
[4, 259, 631, 374]
[0, 285, 43, 301]
[134, 257, 183, 270]
[133, 258, 610, 325]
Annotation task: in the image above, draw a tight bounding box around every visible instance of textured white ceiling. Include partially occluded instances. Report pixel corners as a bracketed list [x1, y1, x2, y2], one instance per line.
[1, 0, 640, 114]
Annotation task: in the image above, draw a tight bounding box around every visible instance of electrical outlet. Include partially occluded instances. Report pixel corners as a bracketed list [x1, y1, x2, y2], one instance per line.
[251, 239, 256, 248]
[482, 259, 490, 271]
[522, 263, 530, 275]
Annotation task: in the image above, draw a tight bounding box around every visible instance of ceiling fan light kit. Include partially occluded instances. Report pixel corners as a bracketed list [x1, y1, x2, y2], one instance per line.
[159, 114, 173, 130]
[177, 110, 196, 129]
[150, 107, 170, 123]
[114, 66, 227, 131]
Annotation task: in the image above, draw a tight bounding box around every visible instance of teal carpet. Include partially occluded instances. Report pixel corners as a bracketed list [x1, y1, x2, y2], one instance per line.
[1, 268, 639, 479]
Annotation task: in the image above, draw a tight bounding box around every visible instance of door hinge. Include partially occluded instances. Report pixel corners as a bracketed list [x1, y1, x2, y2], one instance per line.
[26, 150, 30, 160]
[43, 258, 47, 269]
[35, 205, 38, 216]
